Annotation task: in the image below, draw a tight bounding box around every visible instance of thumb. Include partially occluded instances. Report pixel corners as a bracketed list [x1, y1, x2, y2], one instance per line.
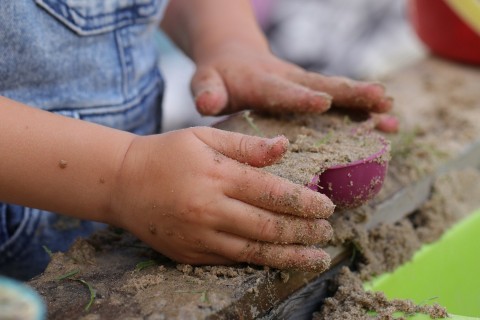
[191, 66, 229, 116]
[194, 127, 289, 167]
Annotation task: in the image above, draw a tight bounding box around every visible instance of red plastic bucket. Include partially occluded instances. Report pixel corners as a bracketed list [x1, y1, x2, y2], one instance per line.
[408, 0, 480, 64]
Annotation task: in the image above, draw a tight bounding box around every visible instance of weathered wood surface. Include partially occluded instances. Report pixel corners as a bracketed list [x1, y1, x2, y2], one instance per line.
[29, 57, 480, 319]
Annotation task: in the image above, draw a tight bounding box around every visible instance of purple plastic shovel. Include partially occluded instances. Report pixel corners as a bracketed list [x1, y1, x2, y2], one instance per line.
[307, 135, 389, 209]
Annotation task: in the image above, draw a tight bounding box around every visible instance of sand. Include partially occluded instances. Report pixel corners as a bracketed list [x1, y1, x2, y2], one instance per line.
[215, 111, 390, 186]
[313, 168, 480, 319]
[311, 56, 480, 318]
[26, 57, 480, 319]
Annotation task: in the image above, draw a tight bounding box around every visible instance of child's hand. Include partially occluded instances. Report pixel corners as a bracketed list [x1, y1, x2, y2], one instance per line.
[109, 127, 335, 272]
[191, 42, 398, 133]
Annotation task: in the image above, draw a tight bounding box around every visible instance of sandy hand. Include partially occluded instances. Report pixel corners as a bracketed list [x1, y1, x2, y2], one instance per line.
[110, 127, 335, 272]
[191, 42, 398, 133]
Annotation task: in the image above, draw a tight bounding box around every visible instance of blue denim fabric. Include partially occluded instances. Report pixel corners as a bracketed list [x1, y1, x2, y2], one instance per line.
[0, 0, 168, 280]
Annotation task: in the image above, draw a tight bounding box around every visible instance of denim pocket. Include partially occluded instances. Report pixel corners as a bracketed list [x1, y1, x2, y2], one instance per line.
[0, 205, 39, 266]
[35, 0, 165, 35]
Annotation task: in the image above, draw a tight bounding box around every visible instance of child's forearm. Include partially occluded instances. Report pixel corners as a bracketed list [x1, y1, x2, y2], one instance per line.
[0, 96, 134, 223]
[161, 0, 269, 62]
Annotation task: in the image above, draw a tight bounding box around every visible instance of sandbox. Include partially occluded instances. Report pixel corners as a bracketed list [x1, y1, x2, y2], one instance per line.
[24, 57, 480, 319]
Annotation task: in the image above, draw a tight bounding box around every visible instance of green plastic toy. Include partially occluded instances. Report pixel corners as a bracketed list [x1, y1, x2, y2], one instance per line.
[365, 208, 480, 319]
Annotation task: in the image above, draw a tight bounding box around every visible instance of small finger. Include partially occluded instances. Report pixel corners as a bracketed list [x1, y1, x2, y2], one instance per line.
[146, 230, 236, 266]
[239, 74, 332, 114]
[289, 71, 393, 113]
[224, 167, 335, 219]
[213, 233, 331, 272]
[215, 198, 333, 245]
[191, 67, 229, 115]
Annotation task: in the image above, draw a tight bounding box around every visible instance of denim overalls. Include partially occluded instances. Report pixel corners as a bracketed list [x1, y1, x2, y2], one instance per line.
[0, 0, 168, 280]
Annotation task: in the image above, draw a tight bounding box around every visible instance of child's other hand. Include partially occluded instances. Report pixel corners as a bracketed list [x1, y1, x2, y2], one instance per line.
[191, 42, 398, 133]
[109, 127, 335, 272]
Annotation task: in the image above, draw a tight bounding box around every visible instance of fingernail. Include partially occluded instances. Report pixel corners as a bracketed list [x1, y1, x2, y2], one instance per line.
[265, 136, 289, 163]
[313, 254, 331, 273]
[378, 96, 394, 113]
[373, 82, 386, 92]
[268, 135, 288, 147]
[306, 251, 331, 273]
[195, 89, 221, 115]
[194, 88, 211, 99]
[321, 221, 334, 242]
[312, 193, 335, 218]
[314, 92, 332, 111]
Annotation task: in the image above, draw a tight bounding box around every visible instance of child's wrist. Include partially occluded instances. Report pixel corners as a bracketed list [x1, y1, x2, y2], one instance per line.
[99, 133, 138, 227]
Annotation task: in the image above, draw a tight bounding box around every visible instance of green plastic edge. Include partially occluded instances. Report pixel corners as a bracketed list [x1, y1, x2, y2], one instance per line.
[364, 208, 480, 320]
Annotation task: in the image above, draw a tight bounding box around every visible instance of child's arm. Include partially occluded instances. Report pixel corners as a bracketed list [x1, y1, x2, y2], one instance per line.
[161, 0, 398, 132]
[0, 96, 334, 271]
[0, 96, 132, 223]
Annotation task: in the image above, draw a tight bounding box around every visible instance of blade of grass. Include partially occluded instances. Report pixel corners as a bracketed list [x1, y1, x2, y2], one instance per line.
[56, 269, 80, 280]
[135, 259, 157, 272]
[76, 279, 96, 312]
[200, 290, 209, 303]
[56, 269, 96, 311]
[243, 111, 264, 137]
[42, 245, 53, 258]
